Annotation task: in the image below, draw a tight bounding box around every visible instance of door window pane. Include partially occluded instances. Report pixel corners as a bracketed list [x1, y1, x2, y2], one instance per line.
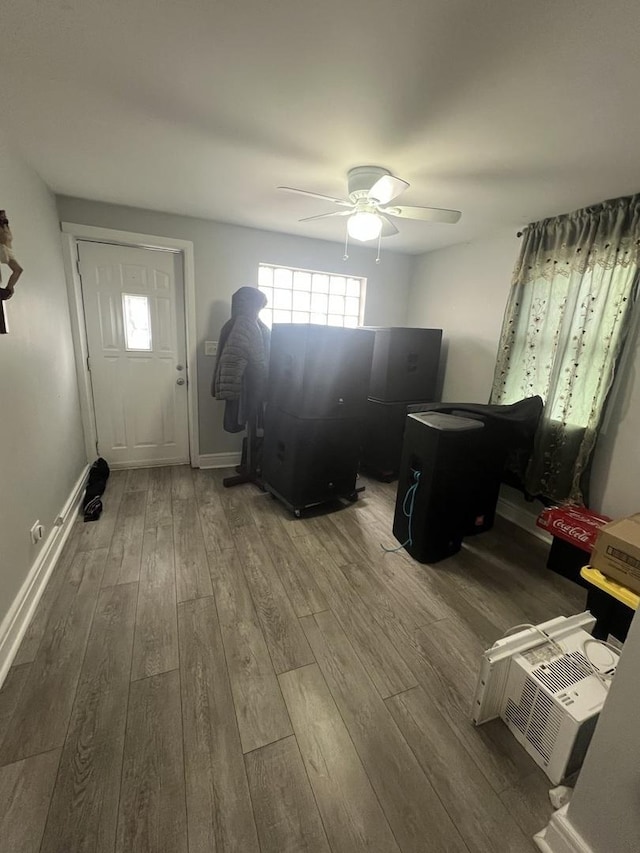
[123, 293, 152, 351]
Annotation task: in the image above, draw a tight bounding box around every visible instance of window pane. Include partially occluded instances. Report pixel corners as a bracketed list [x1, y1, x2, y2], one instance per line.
[310, 292, 328, 313]
[312, 274, 329, 293]
[292, 289, 311, 311]
[293, 271, 312, 290]
[274, 267, 292, 288]
[258, 266, 273, 288]
[273, 309, 291, 324]
[346, 278, 361, 297]
[258, 264, 364, 330]
[260, 308, 273, 328]
[123, 294, 152, 351]
[328, 294, 345, 314]
[258, 285, 273, 306]
[273, 288, 292, 309]
[345, 296, 360, 316]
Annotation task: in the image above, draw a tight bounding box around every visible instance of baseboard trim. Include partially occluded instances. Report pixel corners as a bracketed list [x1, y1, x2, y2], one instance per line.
[497, 497, 551, 544]
[198, 452, 242, 469]
[534, 806, 594, 853]
[0, 464, 90, 688]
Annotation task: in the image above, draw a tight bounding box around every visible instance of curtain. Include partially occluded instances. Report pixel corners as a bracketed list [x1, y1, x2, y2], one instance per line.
[491, 194, 640, 504]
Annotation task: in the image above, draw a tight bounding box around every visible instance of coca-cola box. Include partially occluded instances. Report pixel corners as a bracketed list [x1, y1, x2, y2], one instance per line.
[591, 514, 640, 596]
[536, 506, 611, 586]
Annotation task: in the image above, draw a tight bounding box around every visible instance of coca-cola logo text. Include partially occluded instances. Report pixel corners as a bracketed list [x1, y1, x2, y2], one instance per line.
[552, 518, 591, 543]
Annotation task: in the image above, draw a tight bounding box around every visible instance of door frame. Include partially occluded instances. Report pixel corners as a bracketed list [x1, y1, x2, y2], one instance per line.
[61, 222, 199, 467]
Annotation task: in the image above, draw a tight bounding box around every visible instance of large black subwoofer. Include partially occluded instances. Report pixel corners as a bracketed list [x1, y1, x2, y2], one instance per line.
[360, 399, 433, 482]
[393, 412, 488, 563]
[367, 327, 442, 403]
[268, 324, 374, 419]
[262, 408, 361, 511]
[263, 324, 374, 514]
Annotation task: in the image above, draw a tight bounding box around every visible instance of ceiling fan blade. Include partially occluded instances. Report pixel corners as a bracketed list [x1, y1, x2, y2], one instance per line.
[379, 215, 399, 237]
[382, 204, 462, 224]
[277, 186, 352, 206]
[298, 210, 352, 222]
[368, 175, 409, 205]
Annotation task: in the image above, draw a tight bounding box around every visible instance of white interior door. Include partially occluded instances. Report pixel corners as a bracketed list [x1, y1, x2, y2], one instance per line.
[78, 241, 190, 468]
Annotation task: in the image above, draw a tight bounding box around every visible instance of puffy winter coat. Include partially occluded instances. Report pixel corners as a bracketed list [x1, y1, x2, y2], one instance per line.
[213, 287, 269, 401]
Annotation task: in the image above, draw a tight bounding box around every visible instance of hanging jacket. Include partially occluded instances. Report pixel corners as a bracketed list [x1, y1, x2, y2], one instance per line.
[213, 286, 269, 400]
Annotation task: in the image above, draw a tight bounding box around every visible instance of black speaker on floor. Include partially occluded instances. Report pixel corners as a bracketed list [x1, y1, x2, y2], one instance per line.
[367, 327, 442, 403]
[393, 412, 489, 563]
[268, 324, 375, 419]
[262, 407, 361, 513]
[361, 398, 433, 482]
[405, 397, 544, 536]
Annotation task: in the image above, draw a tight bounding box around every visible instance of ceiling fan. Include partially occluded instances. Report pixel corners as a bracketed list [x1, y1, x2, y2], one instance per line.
[277, 165, 462, 243]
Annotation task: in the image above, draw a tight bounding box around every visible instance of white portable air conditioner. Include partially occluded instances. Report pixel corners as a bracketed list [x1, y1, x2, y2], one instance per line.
[472, 613, 618, 785]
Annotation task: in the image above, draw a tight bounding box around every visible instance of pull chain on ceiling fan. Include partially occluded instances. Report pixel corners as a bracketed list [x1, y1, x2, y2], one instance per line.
[277, 166, 462, 250]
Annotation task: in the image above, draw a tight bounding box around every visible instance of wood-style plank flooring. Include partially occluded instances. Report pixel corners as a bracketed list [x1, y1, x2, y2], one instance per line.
[0, 466, 586, 853]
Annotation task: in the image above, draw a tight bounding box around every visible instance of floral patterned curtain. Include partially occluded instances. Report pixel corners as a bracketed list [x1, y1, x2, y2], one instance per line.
[491, 194, 640, 504]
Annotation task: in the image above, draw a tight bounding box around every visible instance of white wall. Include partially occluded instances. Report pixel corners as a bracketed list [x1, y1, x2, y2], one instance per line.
[0, 142, 86, 634]
[56, 196, 414, 458]
[407, 228, 640, 519]
[406, 228, 519, 402]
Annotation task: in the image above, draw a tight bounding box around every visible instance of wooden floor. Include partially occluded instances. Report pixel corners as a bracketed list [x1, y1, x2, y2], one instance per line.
[0, 466, 585, 853]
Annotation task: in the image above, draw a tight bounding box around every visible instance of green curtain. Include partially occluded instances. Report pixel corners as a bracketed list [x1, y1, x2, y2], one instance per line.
[491, 194, 640, 504]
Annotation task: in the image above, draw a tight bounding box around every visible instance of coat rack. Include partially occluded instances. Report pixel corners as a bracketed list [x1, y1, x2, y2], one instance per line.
[222, 410, 264, 489]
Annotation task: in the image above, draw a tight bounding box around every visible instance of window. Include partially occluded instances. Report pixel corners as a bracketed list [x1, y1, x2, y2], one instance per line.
[122, 293, 152, 350]
[257, 264, 365, 328]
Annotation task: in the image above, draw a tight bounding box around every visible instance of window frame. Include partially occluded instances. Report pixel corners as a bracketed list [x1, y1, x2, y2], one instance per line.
[257, 263, 367, 329]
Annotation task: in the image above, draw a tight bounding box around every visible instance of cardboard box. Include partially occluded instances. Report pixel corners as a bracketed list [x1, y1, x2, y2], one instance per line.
[590, 514, 640, 596]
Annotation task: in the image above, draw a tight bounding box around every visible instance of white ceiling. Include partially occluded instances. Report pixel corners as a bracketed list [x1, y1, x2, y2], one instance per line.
[4, 0, 640, 253]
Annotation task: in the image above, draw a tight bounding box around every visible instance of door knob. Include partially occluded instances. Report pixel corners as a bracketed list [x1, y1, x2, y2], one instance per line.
[176, 364, 184, 371]
[176, 377, 185, 386]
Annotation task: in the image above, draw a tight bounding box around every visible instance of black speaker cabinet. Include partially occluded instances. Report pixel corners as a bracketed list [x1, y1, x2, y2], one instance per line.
[268, 324, 374, 420]
[367, 327, 442, 403]
[262, 406, 362, 513]
[393, 412, 488, 563]
[361, 398, 433, 482]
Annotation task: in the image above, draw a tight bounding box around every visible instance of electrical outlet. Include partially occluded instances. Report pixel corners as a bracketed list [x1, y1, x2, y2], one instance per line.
[30, 520, 45, 545]
[204, 341, 218, 356]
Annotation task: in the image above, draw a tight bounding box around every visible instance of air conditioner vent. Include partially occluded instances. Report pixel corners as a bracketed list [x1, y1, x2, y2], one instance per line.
[505, 677, 535, 735]
[526, 689, 562, 762]
[505, 675, 563, 763]
[532, 651, 591, 693]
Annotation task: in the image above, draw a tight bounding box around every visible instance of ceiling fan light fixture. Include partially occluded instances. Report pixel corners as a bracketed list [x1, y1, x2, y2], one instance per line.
[347, 211, 383, 242]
